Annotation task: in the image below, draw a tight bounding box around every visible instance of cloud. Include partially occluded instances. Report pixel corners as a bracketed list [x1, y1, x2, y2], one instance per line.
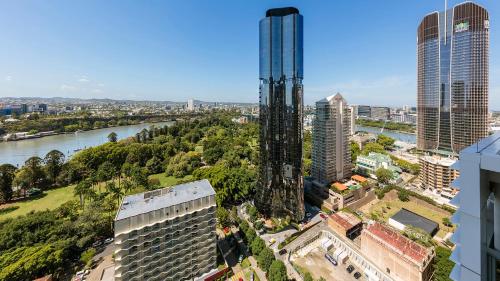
[78, 76, 90, 83]
[5, 76, 12, 81]
[91, 89, 103, 94]
[60, 84, 77, 92]
[97, 83, 105, 87]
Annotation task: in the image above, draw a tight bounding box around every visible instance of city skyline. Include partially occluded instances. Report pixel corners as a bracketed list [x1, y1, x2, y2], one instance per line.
[1, 1, 500, 108]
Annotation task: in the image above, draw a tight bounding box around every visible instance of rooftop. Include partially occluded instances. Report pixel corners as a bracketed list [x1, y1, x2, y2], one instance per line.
[390, 208, 439, 236]
[115, 179, 215, 221]
[421, 155, 457, 167]
[364, 222, 433, 266]
[329, 211, 362, 230]
[351, 175, 367, 183]
[332, 182, 348, 191]
[266, 7, 299, 17]
[358, 152, 391, 163]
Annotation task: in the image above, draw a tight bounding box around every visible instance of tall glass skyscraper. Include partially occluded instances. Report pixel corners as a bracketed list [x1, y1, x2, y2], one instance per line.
[417, 2, 489, 154]
[256, 7, 304, 221]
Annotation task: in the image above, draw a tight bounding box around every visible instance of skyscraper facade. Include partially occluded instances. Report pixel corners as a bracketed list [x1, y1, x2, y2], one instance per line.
[256, 7, 304, 221]
[417, 2, 489, 154]
[312, 93, 352, 184]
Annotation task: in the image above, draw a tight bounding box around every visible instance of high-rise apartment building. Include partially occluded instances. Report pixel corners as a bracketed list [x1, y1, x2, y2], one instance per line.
[371, 106, 390, 121]
[114, 180, 217, 281]
[419, 155, 459, 199]
[449, 133, 500, 281]
[256, 7, 305, 221]
[311, 93, 352, 184]
[349, 105, 356, 135]
[417, 2, 489, 154]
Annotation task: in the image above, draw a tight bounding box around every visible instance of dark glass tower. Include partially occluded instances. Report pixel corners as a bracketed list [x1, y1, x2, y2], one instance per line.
[417, 2, 489, 154]
[256, 7, 304, 221]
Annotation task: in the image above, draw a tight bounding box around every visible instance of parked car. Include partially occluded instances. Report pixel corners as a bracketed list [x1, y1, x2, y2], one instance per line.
[279, 249, 287, 255]
[105, 238, 114, 244]
[92, 240, 103, 248]
[325, 253, 337, 266]
[320, 213, 327, 219]
[354, 272, 362, 279]
[347, 265, 354, 273]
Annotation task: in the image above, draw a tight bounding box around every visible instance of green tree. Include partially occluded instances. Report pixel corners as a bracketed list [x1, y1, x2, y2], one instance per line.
[375, 168, 393, 185]
[442, 217, 452, 227]
[23, 156, 47, 190]
[268, 260, 287, 281]
[44, 150, 65, 186]
[216, 207, 230, 228]
[0, 164, 17, 203]
[257, 247, 275, 272]
[80, 247, 96, 268]
[74, 178, 92, 208]
[203, 146, 225, 165]
[434, 246, 454, 281]
[146, 156, 163, 174]
[248, 205, 258, 223]
[398, 188, 410, 202]
[376, 134, 395, 149]
[97, 161, 116, 183]
[362, 142, 385, 155]
[107, 132, 118, 143]
[350, 141, 361, 162]
[251, 237, 266, 255]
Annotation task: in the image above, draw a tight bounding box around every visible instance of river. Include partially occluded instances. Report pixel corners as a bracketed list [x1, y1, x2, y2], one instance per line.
[356, 125, 416, 144]
[0, 121, 174, 167]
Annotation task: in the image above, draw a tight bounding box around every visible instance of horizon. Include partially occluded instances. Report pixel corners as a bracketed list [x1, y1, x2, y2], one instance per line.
[1, 0, 499, 108]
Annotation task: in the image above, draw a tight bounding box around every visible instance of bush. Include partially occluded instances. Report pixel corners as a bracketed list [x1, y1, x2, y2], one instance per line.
[80, 247, 96, 268]
[398, 189, 410, 202]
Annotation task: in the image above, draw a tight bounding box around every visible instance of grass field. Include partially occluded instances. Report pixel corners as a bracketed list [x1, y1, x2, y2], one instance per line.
[368, 193, 454, 238]
[0, 173, 194, 221]
[0, 185, 75, 221]
[148, 173, 193, 187]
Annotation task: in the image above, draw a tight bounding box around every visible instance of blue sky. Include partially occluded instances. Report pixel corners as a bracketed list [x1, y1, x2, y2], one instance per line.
[0, 0, 499, 108]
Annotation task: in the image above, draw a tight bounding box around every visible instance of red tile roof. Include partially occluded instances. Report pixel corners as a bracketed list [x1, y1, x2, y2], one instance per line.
[351, 175, 367, 183]
[333, 182, 348, 191]
[364, 222, 433, 266]
[329, 211, 361, 230]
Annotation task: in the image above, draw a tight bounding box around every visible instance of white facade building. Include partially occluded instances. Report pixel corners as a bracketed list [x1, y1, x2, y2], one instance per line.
[311, 93, 352, 184]
[187, 99, 195, 111]
[450, 133, 500, 281]
[114, 180, 217, 281]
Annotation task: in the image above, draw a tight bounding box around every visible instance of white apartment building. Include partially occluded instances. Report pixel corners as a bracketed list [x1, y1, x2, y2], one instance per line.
[450, 133, 500, 281]
[114, 179, 217, 281]
[187, 99, 195, 111]
[311, 93, 352, 184]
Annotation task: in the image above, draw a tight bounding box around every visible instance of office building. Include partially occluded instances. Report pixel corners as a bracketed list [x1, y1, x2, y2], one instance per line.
[419, 155, 459, 199]
[311, 93, 351, 184]
[417, 2, 489, 154]
[357, 105, 371, 118]
[256, 7, 305, 221]
[361, 222, 435, 281]
[114, 180, 217, 281]
[187, 99, 195, 111]
[371, 106, 390, 121]
[327, 210, 362, 239]
[449, 133, 500, 281]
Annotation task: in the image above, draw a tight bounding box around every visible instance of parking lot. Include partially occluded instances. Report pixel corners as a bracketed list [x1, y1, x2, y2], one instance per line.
[292, 247, 366, 281]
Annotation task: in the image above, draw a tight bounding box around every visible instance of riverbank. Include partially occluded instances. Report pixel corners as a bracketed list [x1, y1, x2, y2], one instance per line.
[355, 119, 416, 134]
[0, 119, 175, 142]
[356, 125, 416, 144]
[0, 121, 175, 167]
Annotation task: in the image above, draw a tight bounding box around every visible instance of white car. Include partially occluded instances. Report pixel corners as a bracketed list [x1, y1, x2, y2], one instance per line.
[105, 238, 114, 244]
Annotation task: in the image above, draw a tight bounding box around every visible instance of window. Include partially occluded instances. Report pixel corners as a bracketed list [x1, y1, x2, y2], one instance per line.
[386, 268, 391, 274]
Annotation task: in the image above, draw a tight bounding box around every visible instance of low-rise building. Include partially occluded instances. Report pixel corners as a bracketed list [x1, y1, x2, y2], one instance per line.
[388, 208, 439, 236]
[419, 155, 459, 199]
[361, 222, 435, 281]
[114, 179, 217, 281]
[305, 177, 372, 211]
[327, 211, 362, 239]
[356, 152, 402, 182]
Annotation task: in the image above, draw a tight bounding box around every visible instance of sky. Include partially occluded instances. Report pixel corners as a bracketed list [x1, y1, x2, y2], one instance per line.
[0, 0, 499, 108]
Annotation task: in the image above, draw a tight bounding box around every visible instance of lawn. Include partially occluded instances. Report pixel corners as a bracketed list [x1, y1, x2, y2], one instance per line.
[0, 174, 194, 221]
[148, 173, 193, 187]
[0, 185, 75, 221]
[368, 192, 454, 238]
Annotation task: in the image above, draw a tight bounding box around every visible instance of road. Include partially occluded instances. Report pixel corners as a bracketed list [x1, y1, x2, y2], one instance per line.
[249, 256, 268, 281]
[87, 242, 115, 281]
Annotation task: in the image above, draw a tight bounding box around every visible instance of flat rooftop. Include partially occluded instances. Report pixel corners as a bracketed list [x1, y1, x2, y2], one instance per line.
[421, 155, 457, 167]
[364, 222, 433, 266]
[390, 208, 439, 236]
[115, 179, 215, 221]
